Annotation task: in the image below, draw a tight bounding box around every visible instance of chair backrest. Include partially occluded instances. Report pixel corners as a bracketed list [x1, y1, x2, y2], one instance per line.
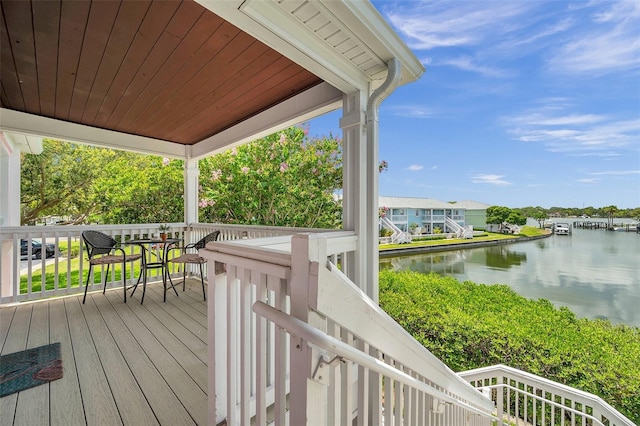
[194, 230, 220, 250]
[82, 230, 117, 258]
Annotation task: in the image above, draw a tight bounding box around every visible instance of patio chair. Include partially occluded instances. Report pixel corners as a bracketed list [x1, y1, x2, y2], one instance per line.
[82, 230, 143, 304]
[166, 230, 220, 302]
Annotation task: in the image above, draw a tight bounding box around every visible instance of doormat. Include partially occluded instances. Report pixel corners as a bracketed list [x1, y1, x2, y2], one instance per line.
[0, 342, 63, 398]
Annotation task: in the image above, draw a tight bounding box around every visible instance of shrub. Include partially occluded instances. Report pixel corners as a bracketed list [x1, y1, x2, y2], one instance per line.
[379, 270, 640, 423]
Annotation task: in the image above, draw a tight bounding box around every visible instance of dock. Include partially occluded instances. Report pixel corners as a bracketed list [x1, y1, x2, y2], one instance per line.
[572, 221, 639, 232]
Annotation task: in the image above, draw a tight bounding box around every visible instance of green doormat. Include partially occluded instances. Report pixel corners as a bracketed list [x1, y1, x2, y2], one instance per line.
[0, 342, 63, 398]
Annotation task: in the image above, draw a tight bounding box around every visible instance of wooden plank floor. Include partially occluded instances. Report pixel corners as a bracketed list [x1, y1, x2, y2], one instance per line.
[0, 279, 208, 426]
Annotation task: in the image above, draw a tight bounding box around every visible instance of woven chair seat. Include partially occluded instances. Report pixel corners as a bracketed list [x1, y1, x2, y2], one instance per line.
[90, 253, 143, 265]
[164, 230, 220, 302]
[169, 253, 205, 264]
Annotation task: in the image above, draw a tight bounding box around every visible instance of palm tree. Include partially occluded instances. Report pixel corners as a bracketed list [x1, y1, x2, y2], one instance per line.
[603, 205, 618, 230]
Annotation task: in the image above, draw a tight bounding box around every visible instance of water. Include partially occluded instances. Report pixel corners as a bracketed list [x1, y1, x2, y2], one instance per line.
[380, 220, 640, 326]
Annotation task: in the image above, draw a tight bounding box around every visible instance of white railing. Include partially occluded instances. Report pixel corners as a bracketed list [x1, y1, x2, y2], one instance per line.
[459, 364, 635, 426]
[203, 231, 496, 425]
[0, 223, 187, 304]
[380, 216, 412, 244]
[0, 222, 335, 304]
[201, 230, 356, 425]
[444, 216, 474, 239]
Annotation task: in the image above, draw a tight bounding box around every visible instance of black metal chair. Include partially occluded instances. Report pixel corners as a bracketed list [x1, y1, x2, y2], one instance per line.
[166, 231, 220, 301]
[82, 230, 143, 304]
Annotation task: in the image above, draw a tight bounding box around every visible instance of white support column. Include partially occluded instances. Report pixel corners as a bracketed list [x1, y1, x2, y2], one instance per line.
[0, 133, 23, 298]
[184, 157, 200, 225]
[340, 90, 371, 296]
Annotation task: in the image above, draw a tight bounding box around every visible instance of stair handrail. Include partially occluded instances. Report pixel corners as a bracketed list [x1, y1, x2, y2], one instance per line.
[253, 300, 498, 422]
[460, 364, 635, 426]
[316, 261, 493, 408]
[444, 216, 463, 234]
[380, 216, 412, 243]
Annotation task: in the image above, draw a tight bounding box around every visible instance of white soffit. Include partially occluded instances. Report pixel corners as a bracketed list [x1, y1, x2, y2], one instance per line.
[240, 0, 424, 88]
[240, 0, 383, 89]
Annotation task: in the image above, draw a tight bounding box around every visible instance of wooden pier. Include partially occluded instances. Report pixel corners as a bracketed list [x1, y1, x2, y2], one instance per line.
[572, 221, 639, 232]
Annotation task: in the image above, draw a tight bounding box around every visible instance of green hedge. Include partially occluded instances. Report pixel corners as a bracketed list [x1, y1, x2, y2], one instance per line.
[379, 270, 640, 423]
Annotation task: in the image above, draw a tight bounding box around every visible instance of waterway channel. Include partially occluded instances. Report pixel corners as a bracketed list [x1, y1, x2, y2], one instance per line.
[380, 219, 640, 327]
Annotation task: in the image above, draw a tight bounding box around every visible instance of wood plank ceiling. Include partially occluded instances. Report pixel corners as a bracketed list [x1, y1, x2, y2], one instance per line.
[0, 0, 322, 145]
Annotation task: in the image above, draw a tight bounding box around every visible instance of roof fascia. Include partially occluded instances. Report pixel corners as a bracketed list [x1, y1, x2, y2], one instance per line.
[329, 1, 425, 86]
[0, 108, 186, 159]
[190, 82, 343, 160]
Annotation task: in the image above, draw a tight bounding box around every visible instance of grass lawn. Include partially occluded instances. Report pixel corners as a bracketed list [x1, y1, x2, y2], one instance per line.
[20, 242, 149, 293]
[380, 226, 548, 251]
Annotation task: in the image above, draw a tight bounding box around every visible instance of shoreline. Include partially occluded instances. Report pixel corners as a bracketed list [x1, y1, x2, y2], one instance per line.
[379, 233, 552, 257]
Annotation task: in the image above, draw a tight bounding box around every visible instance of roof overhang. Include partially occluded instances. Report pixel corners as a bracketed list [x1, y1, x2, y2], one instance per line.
[0, 0, 424, 160]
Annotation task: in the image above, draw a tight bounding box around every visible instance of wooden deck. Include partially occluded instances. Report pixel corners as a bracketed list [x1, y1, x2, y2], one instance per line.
[0, 279, 208, 426]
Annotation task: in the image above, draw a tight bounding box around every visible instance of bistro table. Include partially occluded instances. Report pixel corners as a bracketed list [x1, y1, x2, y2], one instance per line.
[125, 237, 181, 304]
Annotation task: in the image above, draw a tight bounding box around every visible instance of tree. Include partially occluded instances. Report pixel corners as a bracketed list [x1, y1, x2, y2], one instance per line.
[532, 210, 548, 228]
[21, 140, 102, 225]
[21, 139, 185, 225]
[199, 126, 343, 228]
[507, 210, 527, 226]
[603, 205, 618, 230]
[486, 206, 512, 232]
[94, 155, 184, 224]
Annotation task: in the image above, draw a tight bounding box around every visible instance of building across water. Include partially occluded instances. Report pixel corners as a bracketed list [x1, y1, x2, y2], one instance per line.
[379, 196, 490, 234]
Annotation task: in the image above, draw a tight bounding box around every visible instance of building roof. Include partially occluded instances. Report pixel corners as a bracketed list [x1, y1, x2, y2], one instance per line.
[379, 196, 455, 209]
[379, 196, 490, 210]
[450, 200, 492, 210]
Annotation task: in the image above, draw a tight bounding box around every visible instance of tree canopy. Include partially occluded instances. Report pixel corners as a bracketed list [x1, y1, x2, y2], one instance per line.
[199, 126, 342, 228]
[20, 139, 185, 225]
[21, 127, 343, 228]
[485, 206, 527, 231]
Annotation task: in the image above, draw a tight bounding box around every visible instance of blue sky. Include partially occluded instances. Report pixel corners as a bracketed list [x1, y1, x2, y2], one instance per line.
[307, 1, 640, 209]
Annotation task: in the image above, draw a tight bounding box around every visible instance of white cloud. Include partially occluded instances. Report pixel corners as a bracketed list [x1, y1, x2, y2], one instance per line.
[547, 1, 640, 75]
[388, 105, 434, 118]
[382, 1, 639, 79]
[408, 164, 424, 171]
[503, 106, 640, 154]
[510, 113, 605, 126]
[471, 174, 511, 186]
[384, 1, 535, 51]
[439, 56, 510, 77]
[577, 178, 601, 183]
[588, 170, 640, 176]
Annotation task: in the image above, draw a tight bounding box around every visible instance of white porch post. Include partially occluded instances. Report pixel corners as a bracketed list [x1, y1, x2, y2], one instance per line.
[341, 90, 372, 297]
[184, 157, 200, 225]
[0, 134, 26, 298]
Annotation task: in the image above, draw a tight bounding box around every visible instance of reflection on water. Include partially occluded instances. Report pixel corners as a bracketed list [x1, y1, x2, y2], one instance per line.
[380, 224, 640, 326]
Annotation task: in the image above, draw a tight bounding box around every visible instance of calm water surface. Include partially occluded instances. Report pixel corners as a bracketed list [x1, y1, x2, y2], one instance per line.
[380, 221, 640, 326]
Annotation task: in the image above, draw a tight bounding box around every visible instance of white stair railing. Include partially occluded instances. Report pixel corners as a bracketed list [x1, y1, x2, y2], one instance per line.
[380, 216, 412, 243]
[201, 231, 357, 425]
[282, 233, 495, 425]
[444, 216, 474, 238]
[459, 364, 635, 426]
